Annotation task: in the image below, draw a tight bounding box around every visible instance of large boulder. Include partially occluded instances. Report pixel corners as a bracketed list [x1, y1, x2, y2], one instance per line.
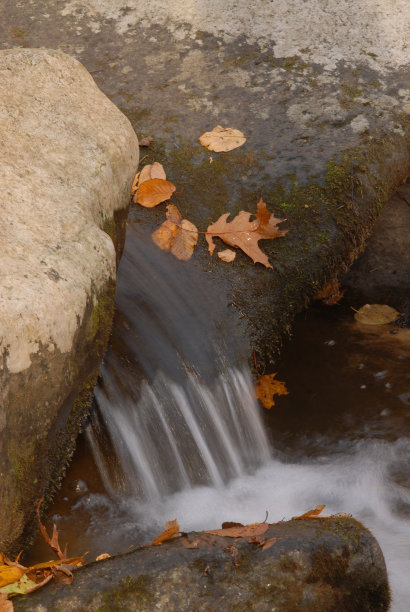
[14, 518, 390, 611]
[0, 48, 138, 553]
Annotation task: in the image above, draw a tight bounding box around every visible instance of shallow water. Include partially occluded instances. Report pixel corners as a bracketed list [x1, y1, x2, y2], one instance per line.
[27, 229, 410, 611]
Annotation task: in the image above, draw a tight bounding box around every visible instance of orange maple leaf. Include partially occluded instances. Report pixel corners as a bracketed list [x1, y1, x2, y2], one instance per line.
[255, 373, 289, 409]
[206, 198, 288, 268]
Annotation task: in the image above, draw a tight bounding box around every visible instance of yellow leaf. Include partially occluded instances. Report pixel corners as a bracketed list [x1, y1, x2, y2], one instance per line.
[151, 520, 180, 546]
[96, 553, 111, 561]
[255, 373, 289, 409]
[152, 205, 198, 261]
[217, 249, 236, 262]
[354, 304, 400, 325]
[0, 567, 24, 589]
[198, 126, 246, 152]
[134, 178, 176, 208]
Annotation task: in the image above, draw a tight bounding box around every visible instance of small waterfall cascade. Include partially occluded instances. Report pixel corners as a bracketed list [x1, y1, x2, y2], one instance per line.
[87, 226, 271, 501]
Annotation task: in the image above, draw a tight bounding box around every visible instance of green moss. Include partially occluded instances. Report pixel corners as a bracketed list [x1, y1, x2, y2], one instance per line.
[96, 576, 154, 611]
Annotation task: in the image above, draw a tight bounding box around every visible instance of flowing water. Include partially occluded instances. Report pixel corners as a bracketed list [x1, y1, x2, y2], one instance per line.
[28, 225, 410, 611]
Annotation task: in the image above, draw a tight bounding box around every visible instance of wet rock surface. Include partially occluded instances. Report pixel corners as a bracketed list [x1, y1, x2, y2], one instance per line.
[0, 48, 138, 553]
[14, 518, 390, 612]
[0, 1, 408, 362]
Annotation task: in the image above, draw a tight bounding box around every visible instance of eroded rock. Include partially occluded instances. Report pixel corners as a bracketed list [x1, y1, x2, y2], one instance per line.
[0, 48, 138, 553]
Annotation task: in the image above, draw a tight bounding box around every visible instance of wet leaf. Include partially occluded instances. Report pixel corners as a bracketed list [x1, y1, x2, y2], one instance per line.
[131, 172, 139, 195]
[96, 553, 111, 562]
[27, 557, 84, 572]
[36, 500, 66, 560]
[217, 249, 236, 262]
[152, 205, 198, 261]
[151, 519, 180, 546]
[139, 136, 153, 147]
[0, 567, 24, 589]
[206, 199, 288, 268]
[134, 178, 176, 208]
[199, 125, 246, 152]
[292, 505, 326, 520]
[354, 304, 400, 325]
[221, 522, 244, 529]
[316, 277, 345, 305]
[205, 523, 269, 538]
[0, 574, 38, 596]
[255, 373, 289, 409]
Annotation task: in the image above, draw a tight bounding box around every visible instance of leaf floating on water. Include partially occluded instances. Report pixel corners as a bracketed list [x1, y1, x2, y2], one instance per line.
[198, 125, 246, 152]
[206, 199, 288, 268]
[205, 523, 269, 538]
[354, 304, 400, 325]
[292, 505, 326, 520]
[135, 178, 176, 208]
[255, 373, 289, 409]
[151, 519, 180, 546]
[36, 500, 66, 560]
[152, 205, 198, 261]
[217, 249, 236, 262]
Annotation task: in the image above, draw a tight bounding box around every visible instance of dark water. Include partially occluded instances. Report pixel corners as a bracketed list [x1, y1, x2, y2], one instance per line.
[27, 230, 410, 611]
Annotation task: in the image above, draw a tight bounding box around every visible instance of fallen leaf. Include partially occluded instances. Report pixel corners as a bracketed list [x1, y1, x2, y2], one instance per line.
[206, 200, 288, 268]
[0, 593, 13, 611]
[255, 373, 289, 409]
[131, 172, 139, 195]
[151, 519, 180, 546]
[316, 277, 345, 305]
[224, 545, 239, 564]
[292, 505, 326, 520]
[36, 500, 66, 560]
[27, 557, 84, 572]
[134, 178, 176, 208]
[203, 564, 211, 576]
[0, 574, 38, 596]
[221, 522, 244, 529]
[199, 126, 246, 152]
[152, 205, 198, 261]
[261, 537, 277, 551]
[248, 535, 266, 546]
[354, 304, 400, 325]
[217, 249, 236, 262]
[205, 523, 269, 538]
[137, 162, 166, 187]
[96, 553, 111, 561]
[53, 566, 73, 586]
[139, 136, 153, 147]
[0, 567, 24, 589]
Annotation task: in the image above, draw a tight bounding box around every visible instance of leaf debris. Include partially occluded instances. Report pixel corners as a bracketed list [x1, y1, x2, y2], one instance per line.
[199, 125, 246, 152]
[255, 373, 289, 409]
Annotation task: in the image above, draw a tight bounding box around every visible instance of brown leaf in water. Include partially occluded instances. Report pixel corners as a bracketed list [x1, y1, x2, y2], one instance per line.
[292, 505, 326, 520]
[206, 199, 288, 268]
[217, 249, 236, 262]
[152, 205, 198, 261]
[138, 162, 166, 186]
[205, 523, 269, 538]
[255, 373, 289, 409]
[139, 136, 153, 147]
[134, 178, 176, 208]
[354, 304, 400, 325]
[151, 519, 180, 546]
[316, 277, 345, 305]
[36, 500, 66, 560]
[199, 125, 246, 152]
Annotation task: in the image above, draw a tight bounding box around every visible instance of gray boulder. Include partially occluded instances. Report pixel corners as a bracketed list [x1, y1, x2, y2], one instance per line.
[14, 518, 390, 611]
[0, 48, 138, 553]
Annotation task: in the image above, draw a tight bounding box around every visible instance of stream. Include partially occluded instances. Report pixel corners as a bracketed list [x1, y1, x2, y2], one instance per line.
[28, 224, 410, 611]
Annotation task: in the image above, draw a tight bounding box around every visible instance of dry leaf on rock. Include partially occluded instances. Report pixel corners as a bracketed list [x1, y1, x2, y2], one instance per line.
[139, 136, 153, 147]
[206, 199, 288, 268]
[292, 505, 326, 520]
[199, 125, 246, 152]
[205, 523, 269, 538]
[151, 519, 180, 546]
[139, 162, 166, 186]
[152, 205, 198, 261]
[255, 374, 289, 409]
[354, 304, 400, 325]
[261, 537, 277, 551]
[96, 553, 111, 562]
[0, 567, 24, 589]
[218, 249, 236, 262]
[316, 277, 345, 305]
[0, 593, 13, 612]
[135, 178, 176, 208]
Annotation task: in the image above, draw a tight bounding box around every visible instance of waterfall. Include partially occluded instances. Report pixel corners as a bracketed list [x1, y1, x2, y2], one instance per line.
[87, 225, 271, 501]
